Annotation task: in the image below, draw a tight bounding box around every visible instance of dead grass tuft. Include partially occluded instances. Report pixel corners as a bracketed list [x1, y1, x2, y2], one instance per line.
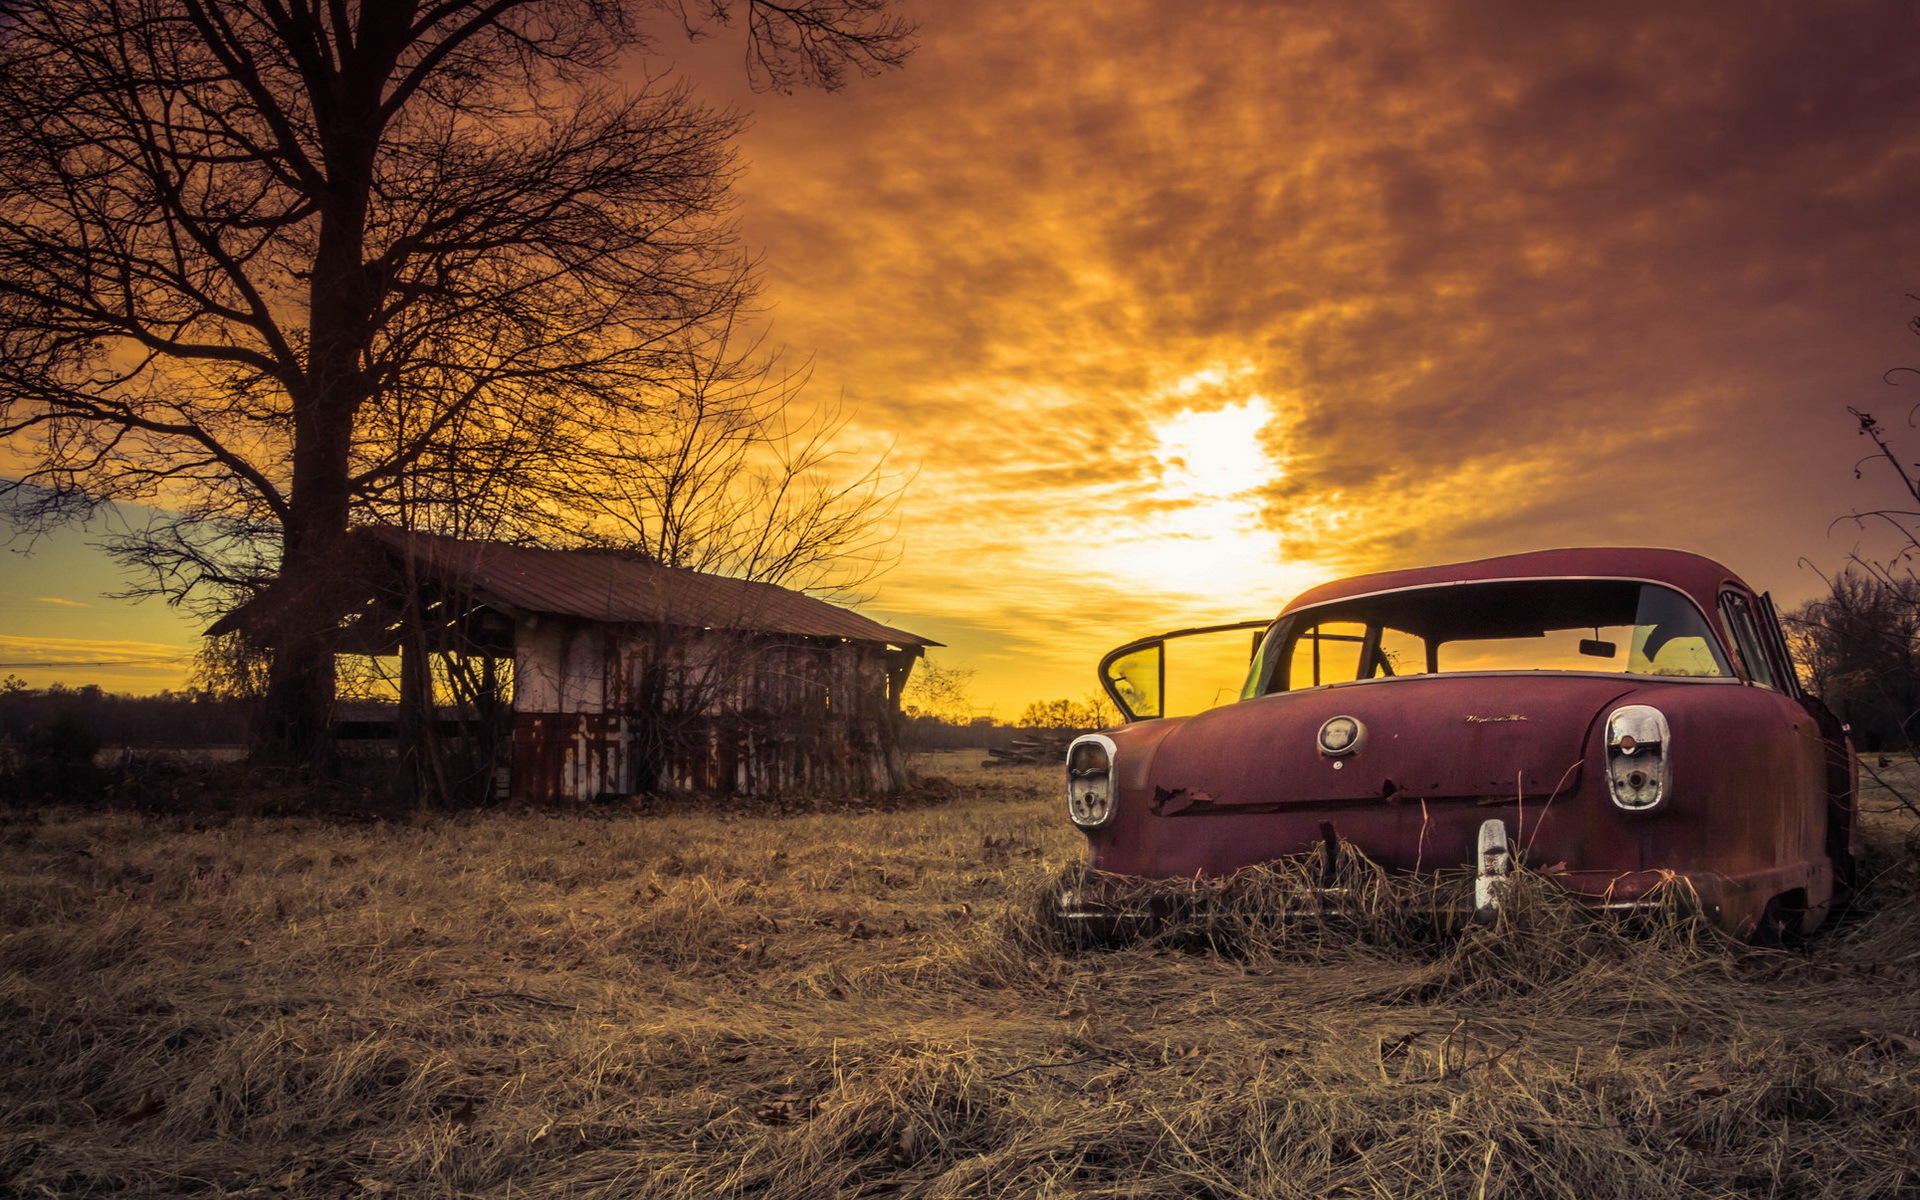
[3, 762, 1919, 1196]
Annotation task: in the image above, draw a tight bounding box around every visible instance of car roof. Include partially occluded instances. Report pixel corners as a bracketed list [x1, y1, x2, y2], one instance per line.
[1280, 547, 1750, 618]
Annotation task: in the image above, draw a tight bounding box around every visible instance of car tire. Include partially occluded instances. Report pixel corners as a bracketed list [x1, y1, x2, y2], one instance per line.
[1752, 891, 1806, 947]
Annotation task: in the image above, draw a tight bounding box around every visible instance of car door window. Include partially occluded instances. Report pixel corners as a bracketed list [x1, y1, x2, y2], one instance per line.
[1286, 621, 1367, 688]
[1719, 591, 1777, 689]
[1755, 592, 1803, 697]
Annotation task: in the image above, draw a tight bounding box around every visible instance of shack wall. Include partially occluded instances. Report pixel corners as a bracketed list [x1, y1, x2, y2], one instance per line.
[509, 618, 910, 803]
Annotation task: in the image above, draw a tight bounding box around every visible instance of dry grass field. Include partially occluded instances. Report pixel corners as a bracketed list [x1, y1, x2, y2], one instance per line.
[4, 757, 1920, 1198]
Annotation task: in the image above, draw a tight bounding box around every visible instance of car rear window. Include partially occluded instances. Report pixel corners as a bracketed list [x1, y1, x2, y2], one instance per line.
[1250, 579, 1732, 694]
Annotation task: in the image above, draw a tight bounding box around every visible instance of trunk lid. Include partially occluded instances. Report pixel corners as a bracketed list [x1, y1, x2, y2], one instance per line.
[1142, 674, 1638, 813]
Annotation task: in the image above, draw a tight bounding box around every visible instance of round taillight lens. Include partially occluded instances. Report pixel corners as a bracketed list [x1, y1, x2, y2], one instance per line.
[1067, 734, 1119, 827]
[1318, 715, 1364, 756]
[1070, 742, 1110, 774]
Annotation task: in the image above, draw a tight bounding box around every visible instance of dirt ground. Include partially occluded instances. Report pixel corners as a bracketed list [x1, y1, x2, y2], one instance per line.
[2, 761, 1919, 1198]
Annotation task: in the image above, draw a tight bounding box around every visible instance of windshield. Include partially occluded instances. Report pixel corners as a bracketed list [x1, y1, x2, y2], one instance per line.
[1245, 579, 1731, 695]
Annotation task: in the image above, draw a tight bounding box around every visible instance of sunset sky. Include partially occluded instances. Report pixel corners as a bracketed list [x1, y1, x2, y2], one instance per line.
[8, 0, 1920, 717]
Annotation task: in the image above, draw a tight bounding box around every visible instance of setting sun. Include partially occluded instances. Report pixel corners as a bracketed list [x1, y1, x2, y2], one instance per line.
[1098, 390, 1326, 607]
[1153, 392, 1276, 502]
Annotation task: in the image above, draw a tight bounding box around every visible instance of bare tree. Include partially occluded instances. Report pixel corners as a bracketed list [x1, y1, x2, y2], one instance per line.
[663, 0, 913, 91]
[1017, 696, 1118, 731]
[1794, 403, 1920, 815]
[902, 656, 976, 723]
[1789, 566, 1920, 753]
[0, 0, 911, 763]
[561, 328, 906, 602]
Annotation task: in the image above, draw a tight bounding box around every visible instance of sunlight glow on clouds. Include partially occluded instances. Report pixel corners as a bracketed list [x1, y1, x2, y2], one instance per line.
[1155, 394, 1275, 503]
[1100, 386, 1320, 604]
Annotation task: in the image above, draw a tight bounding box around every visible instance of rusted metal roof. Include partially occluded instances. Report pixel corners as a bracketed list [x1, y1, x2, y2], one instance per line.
[1282, 547, 1747, 618]
[358, 527, 939, 647]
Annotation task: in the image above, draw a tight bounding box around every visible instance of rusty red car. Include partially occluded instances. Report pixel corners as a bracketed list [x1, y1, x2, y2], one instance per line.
[1061, 547, 1856, 941]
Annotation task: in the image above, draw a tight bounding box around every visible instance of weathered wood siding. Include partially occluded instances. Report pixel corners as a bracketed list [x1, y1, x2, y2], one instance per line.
[509, 617, 911, 802]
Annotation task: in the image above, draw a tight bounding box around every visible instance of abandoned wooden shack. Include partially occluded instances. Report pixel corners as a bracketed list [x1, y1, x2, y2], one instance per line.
[211, 527, 940, 801]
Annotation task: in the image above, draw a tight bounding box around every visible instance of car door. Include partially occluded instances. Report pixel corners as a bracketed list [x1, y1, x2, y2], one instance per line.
[1099, 619, 1272, 721]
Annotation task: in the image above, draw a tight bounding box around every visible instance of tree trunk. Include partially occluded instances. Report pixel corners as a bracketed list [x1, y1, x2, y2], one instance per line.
[254, 64, 384, 765]
[257, 479, 354, 765]
[255, 345, 361, 765]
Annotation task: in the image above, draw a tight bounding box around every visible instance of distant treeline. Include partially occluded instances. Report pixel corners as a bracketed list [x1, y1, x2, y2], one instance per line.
[0, 685, 1083, 753]
[898, 715, 1100, 752]
[0, 683, 252, 747]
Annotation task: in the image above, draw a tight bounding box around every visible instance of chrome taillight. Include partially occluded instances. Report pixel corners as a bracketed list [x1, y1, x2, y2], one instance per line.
[1067, 734, 1118, 827]
[1605, 705, 1670, 811]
